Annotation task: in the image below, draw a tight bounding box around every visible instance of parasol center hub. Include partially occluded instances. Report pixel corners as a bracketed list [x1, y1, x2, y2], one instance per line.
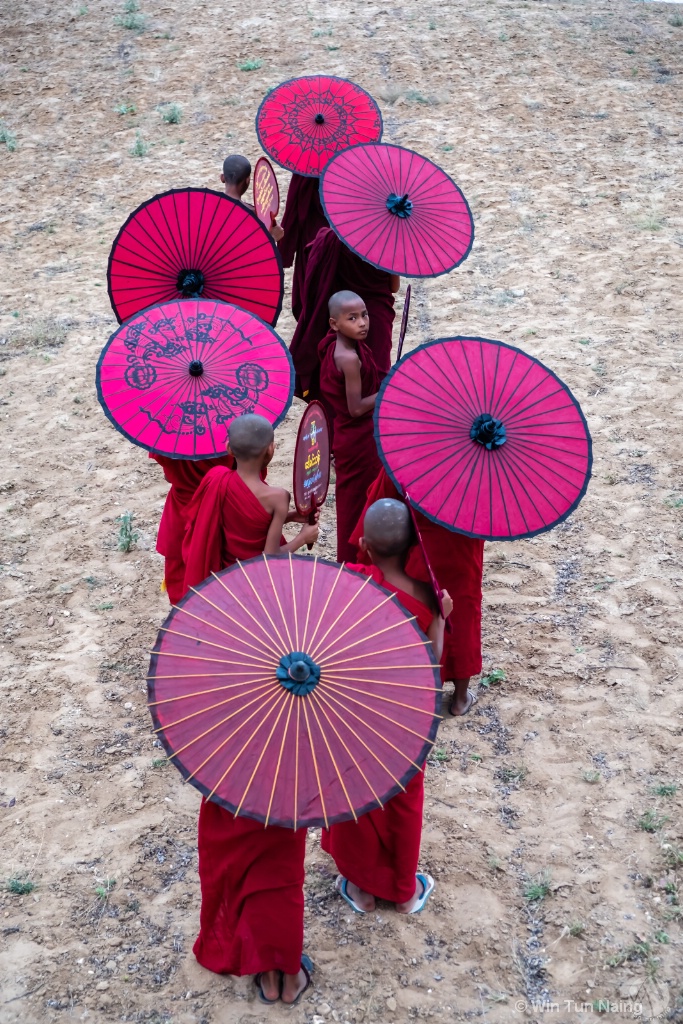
[177, 268, 205, 298]
[189, 360, 204, 377]
[314, 113, 325, 124]
[386, 192, 413, 218]
[470, 413, 506, 451]
[276, 652, 321, 697]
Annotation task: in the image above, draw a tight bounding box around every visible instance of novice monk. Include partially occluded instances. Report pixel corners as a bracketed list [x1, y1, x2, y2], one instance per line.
[322, 499, 452, 913]
[278, 174, 329, 320]
[318, 291, 381, 562]
[181, 414, 318, 596]
[188, 414, 317, 1005]
[290, 227, 399, 400]
[349, 468, 485, 716]
[150, 452, 234, 605]
[220, 154, 284, 242]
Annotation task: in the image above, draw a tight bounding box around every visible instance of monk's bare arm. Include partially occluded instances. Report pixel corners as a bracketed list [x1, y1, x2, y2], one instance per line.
[263, 491, 290, 554]
[265, 490, 319, 554]
[390, 275, 401, 293]
[338, 349, 377, 417]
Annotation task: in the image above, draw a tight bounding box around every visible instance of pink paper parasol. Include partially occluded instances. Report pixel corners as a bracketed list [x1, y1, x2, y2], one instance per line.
[148, 554, 441, 828]
[256, 76, 383, 177]
[374, 337, 592, 540]
[107, 188, 284, 326]
[320, 143, 474, 277]
[96, 299, 294, 460]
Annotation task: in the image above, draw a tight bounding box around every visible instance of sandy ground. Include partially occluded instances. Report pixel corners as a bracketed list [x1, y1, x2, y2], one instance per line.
[1, 0, 683, 1022]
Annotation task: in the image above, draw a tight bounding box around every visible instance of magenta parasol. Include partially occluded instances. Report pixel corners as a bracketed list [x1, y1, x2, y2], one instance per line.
[320, 143, 474, 277]
[256, 76, 383, 178]
[96, 299, 294, 460]
[107, 188, 284, 326]
[148, 554, 441, 828]
[374, 337, 592, 540]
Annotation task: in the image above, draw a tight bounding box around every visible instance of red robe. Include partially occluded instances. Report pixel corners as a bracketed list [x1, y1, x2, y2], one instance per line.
[150, 454, 234, 605]
[349, 469, 484, 680]
[321, 563, 432, 904]
[318, 331, 381, 562]
[193, 799, 306, 976]
[289, 227, 395, 401]
[278, 174, 329, 321]
[181, 467, 278, 597]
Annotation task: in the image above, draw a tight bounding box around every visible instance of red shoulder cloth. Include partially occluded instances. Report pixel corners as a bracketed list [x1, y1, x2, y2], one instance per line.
[181, 467, 274, 596]
[345, 562, 434, 637]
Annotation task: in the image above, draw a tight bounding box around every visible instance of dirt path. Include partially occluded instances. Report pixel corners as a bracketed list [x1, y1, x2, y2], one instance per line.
[1, 1, 682, 1021]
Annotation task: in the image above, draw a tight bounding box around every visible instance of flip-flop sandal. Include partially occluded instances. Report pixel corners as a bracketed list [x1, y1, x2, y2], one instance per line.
[335, 874, 369, 914]
[282, 955, 313, 1008]
[254, 970, 281, 1004]
[407, 873, 435, 914]
[449, 688, 477, 717]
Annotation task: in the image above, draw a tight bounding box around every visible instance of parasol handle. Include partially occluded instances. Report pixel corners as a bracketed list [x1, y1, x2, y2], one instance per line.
[307, 496, 318, 551]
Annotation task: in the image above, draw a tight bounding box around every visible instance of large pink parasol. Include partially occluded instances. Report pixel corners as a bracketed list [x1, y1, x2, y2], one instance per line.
[320, 143, 474, 277]
[148, 554, 441, 828]
[256, 76, 383, 177]
[107, 188, 284, 326]
[96, 299, 294, 460]
[374, 337, 592, 540]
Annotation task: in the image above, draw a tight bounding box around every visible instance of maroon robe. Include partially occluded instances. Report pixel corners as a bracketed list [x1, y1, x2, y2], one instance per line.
[193, 799, 306, 976]
[181, 467, 280, 597]
[321, 563, 432, 904]
[349, 469, 484, 680]
[289, 228, 395, 401]
[150, 454, 234, 605]
[278, 174, 329, 321]
[318, 331, 381, 562]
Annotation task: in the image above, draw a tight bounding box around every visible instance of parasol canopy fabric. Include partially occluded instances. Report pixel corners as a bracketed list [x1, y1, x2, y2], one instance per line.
[148, 554, 441, 829]
[96, 298, 294, 460]
[320, 143, 474, 278]
[107, 188, 284, 326]
[256, 75, 383, 178]
[374, 337, 592, 540]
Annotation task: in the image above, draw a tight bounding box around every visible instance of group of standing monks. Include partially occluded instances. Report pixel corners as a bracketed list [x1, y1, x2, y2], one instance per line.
[148, 154, 485, 1005]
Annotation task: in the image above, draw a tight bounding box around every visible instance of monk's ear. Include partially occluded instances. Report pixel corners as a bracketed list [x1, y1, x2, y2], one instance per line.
[359, 537, 368, 553]
[220, 173, 226, 184]
[226, 443, 234, 457]
[329, 316, 338, 331]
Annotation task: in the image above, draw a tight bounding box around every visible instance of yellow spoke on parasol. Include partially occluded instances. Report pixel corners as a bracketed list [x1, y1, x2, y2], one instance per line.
[301, 698, 328, 829]
[187, 582, 283, 660]
[149, 675, 273, 705]
[307, 573, 375, 661]
[171, 602, 276, 661]
[235, 559, 288, 650]
[265, 693, 296, 827]
[262, 554, 294, 650]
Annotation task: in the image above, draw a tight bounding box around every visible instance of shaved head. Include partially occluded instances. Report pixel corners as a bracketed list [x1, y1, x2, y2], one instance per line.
[222, 154, 251, 185]
[363, 498, 413, 557]
[228, 413, 274, 460]
[328, 290, 364, 319]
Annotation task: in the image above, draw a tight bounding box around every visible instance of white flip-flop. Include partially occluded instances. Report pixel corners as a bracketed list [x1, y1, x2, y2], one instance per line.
[407, 873, 435, 914]
[335, 874, 368, 914]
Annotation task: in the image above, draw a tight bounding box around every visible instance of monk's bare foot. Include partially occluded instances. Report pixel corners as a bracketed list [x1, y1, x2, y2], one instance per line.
[281, 967, 308, 1004]
[396, 877, 422, 914]
[449, 679, 475, 717]
[396, 874, 434, 915]
[346, 880, 376, 912]
[259, 970, 281, 1001]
